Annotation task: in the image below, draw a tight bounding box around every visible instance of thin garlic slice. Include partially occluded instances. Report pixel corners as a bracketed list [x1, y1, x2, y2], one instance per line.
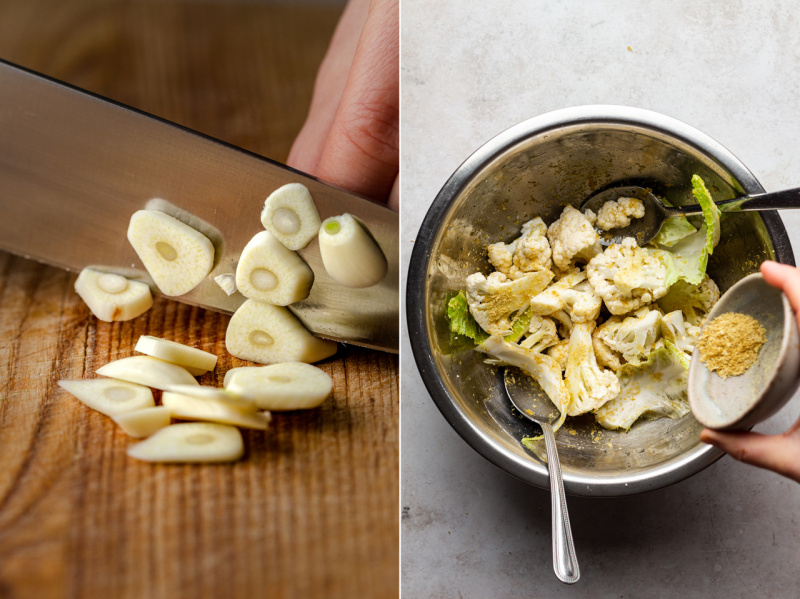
[126, 422, 244, 463]
[225, 299, 337, 364]
[58, 378, 154, 416]
[96, 355, 198, 390]
[260, 183, 321, 250]
[134, 336, 217, 375]
[74, 268, 153, 322]
[318, 213, 387, 288]
[112, 406, 172, 438]
[127, 210, 215, 296]
[161, 392, 270, 430]
[165, 384, 255, 409]
[223, 363, 332, 410]
[214, 273, 238, 296]
[235, 231, 313, 305]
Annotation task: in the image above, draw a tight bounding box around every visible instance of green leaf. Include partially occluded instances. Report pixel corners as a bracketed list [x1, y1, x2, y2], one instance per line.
[505, 308, 533, 343]
[691, 174, 721, 250]
[653, 216, 697, 247]
[446, 291, 488, 344]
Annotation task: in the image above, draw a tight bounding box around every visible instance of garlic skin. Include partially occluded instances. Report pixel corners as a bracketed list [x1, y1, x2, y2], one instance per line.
[214, 273, 238, 296]
[225, 299, 337, 364]
[318, 214, 388, 288]
[162, 392, 270, 430]
[74, 268, 153, 322]
[224, 363, 332, 410]
[260, 183, 321, 250]
[127, 210, 215, 296]
[96, 355, 199, 390]
[134, 336, 217, 375]
[58, 378, 155, 416]
[113, 406, 172, 438]
[235, 231, 313, 306]
[126, 422, 244, 463]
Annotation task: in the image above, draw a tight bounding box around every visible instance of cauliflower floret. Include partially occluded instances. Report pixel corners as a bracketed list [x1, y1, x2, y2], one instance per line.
[595, 197, 646, 231]
[519, 315, 558, 353]
[547, 338, 570, 371]
[564, 322, 620, 416]
[466, 270, 553, 336]
[586, 237, 671, 315]
[487, 217, 552, 277]
[549, 309, 573, 338]
[547, 206, 602, 273]
[660, 310, 701, 358]
[478, 335, 571, 426]
[529, 271, 602, 323]
[657, 275, 720, 326]
[594, 306, 662, 366]
[592, 331, 622, 371]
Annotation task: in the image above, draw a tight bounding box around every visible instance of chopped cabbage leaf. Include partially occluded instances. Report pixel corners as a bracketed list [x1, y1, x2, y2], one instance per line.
[446, 291, 488, 343]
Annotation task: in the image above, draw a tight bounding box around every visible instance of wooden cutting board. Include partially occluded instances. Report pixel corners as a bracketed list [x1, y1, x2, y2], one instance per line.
[0, 2, 399, 598]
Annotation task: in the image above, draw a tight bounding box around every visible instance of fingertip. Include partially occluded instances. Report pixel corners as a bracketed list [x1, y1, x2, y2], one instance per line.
[700, 428, 720, 447]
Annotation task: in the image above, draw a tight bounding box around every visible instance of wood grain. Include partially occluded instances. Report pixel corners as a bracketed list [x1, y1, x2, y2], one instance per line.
[0, 2, 399, 598]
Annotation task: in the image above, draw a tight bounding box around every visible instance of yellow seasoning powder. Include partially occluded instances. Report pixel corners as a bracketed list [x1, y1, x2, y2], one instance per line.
[697, 312, 767, 378]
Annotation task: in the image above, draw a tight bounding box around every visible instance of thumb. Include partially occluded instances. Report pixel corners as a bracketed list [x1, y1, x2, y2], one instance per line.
[701, 428, 800, 483]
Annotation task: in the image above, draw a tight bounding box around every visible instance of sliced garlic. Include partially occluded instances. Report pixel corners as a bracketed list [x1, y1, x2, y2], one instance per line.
[318, 214, 388, 288]
[165, 384, 255, 409]
[260, 183, 321, 250]
[127, 210, 215, 296]
[134, 335, 217, 375]
[112, 406, 172, 438]
[58, 378, 154, 416]
[161, 391, 270, 430]
[96, 355, 199, 390]
[74, 268, 153, 322]
[214, 273, 238, 296]
[126, 422, 244, 463]
[235, 231, 313, 305]
[223, 363, 332, 410]
[225, 299, 337, 364]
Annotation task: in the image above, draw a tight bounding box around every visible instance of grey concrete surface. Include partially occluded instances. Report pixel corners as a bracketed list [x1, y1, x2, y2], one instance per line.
[400, 1, 800, 597]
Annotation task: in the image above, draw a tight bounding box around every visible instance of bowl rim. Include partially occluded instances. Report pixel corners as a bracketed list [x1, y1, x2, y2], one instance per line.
[406, 105, 795, 497]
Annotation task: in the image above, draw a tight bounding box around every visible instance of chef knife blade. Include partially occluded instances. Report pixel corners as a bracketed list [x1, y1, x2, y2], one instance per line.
[0, 59, 398, 352]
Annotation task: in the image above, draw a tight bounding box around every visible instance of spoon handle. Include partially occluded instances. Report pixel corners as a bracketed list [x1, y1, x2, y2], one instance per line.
[670, 186, 800, 216]
[541, 422, 580, 584]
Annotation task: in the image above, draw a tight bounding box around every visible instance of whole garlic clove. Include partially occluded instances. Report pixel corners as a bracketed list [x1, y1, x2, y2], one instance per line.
[74, 268, 153, 322]
[235, 231, 313, 306]
[223, 362, 332, 410]
[58, 378, 155, 416]
[134, 336, 217, 375]
[96, 355, 199, 390]
[225, 299, 337, 364]
[161, 391, 270, 430]
[318, 214, 387, 288]
[127, 210, 215, 296]
[260, 183, 321, 250]
[112, 406, 172, 438]
[126, 422, 244, 463]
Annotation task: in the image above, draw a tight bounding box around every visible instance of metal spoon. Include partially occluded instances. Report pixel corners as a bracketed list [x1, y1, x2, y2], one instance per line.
[504, 368, 579, 584]
[580, 184, 800, 246]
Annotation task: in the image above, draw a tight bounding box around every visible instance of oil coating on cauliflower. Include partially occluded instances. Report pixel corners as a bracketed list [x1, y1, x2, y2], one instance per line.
[595, 197, 646, 231]
[529, 270, 602, 323]
[487, 217, 552, 278]
[594, 306, 662, 366]
[586, 237, 672, 315]
[466, 270, 553, 336]
[547, 206, 602, 273]
[564, 322, 620, 416]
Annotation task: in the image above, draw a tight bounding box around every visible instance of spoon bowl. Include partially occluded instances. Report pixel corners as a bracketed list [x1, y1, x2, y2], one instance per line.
[504, 368, 579, 584]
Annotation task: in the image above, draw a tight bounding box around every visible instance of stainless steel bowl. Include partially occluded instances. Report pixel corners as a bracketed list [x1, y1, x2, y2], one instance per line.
[407, 105, 794, 497]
